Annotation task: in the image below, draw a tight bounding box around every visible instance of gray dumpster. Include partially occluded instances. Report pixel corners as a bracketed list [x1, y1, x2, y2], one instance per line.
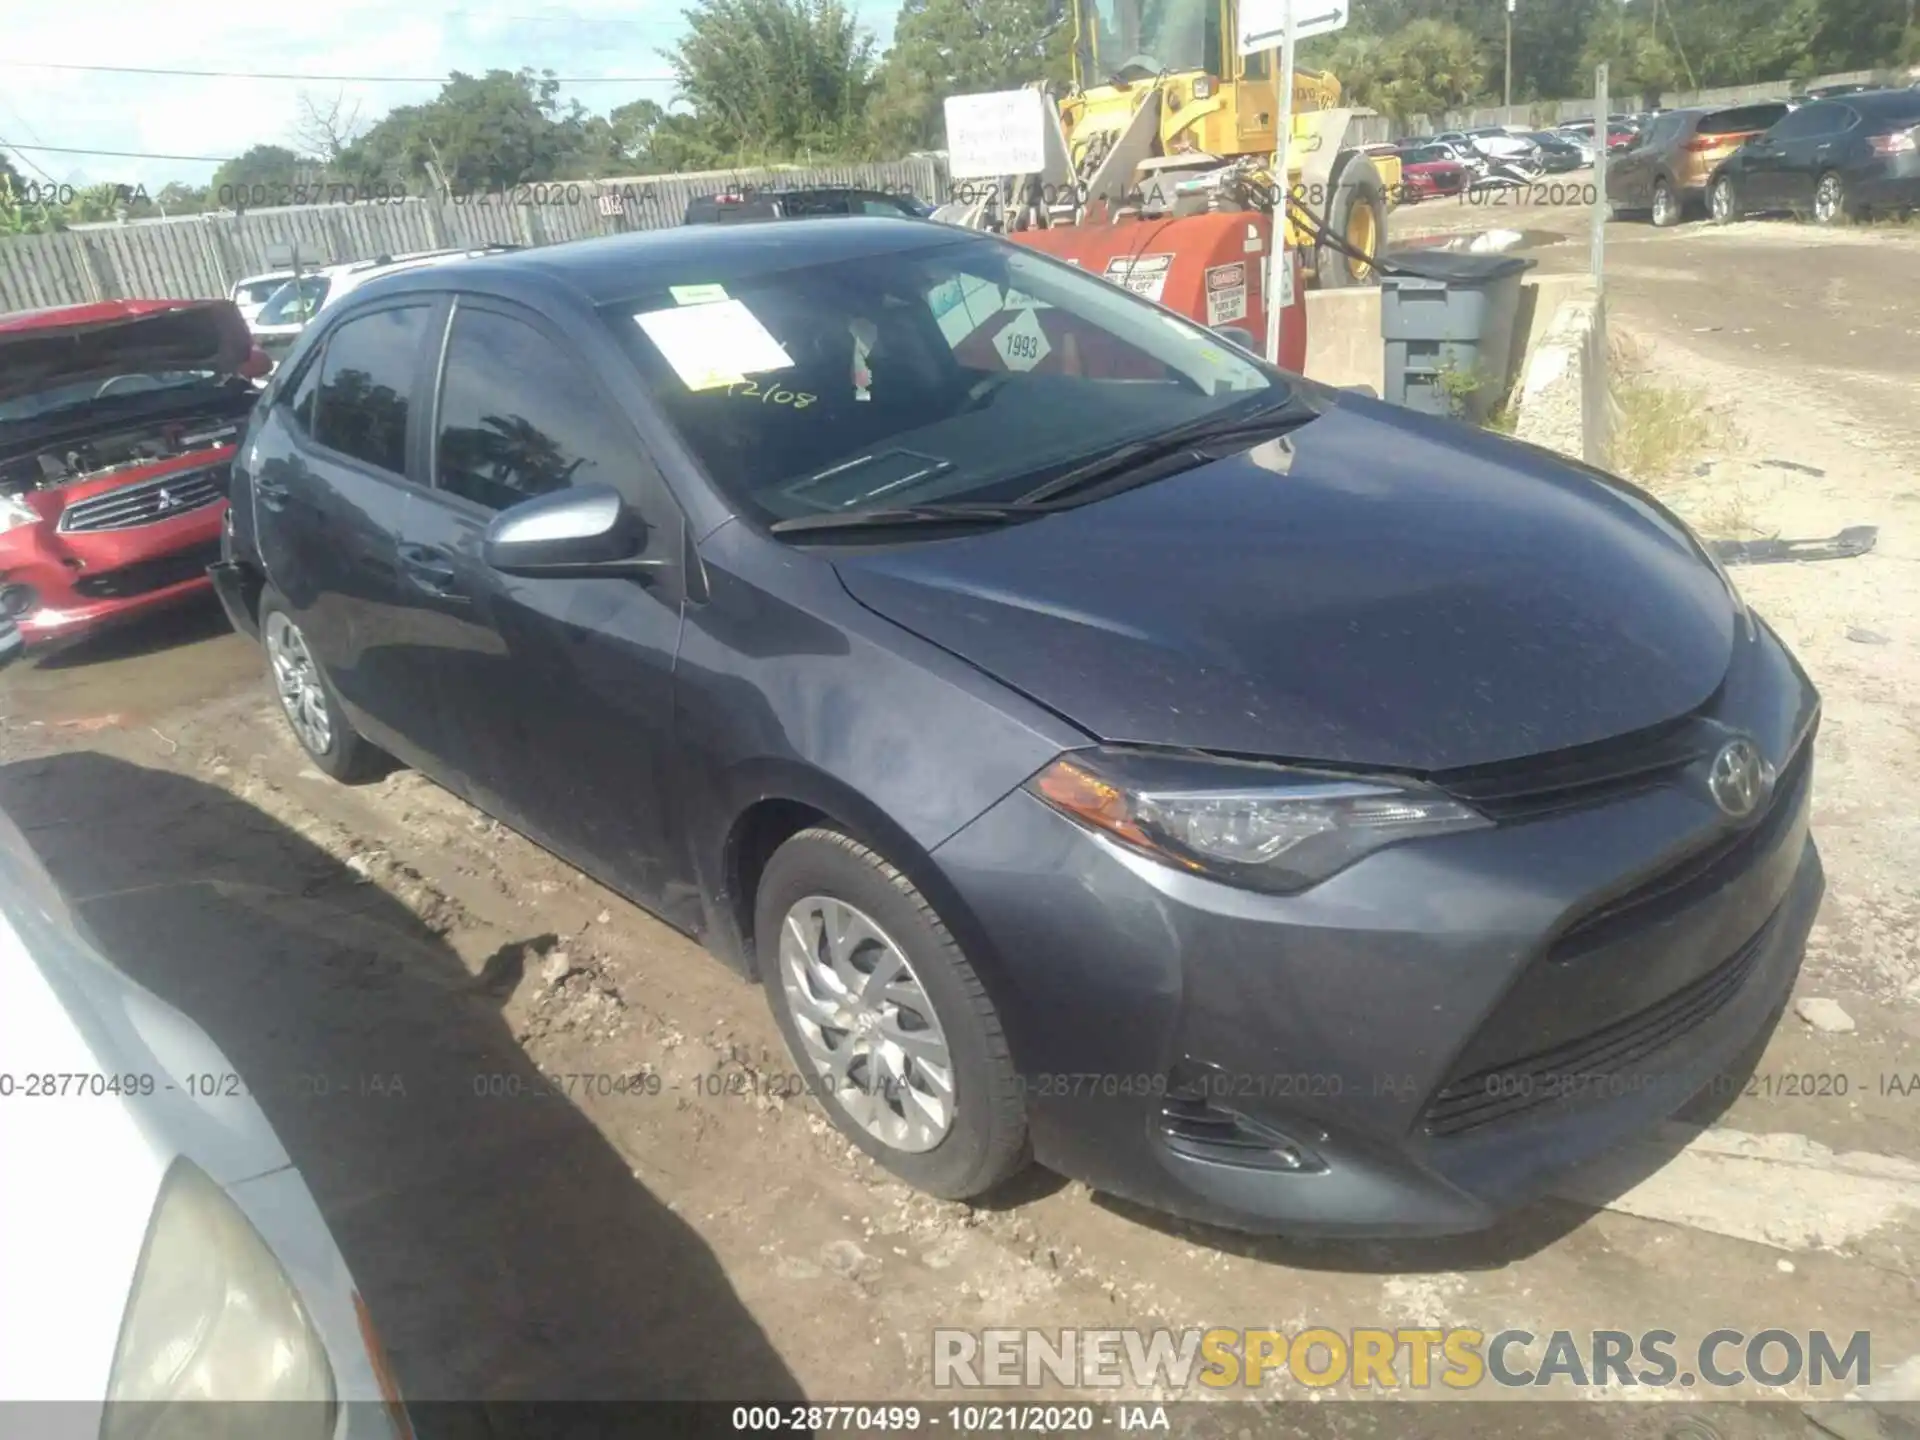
[1379, 252, 1536, 424]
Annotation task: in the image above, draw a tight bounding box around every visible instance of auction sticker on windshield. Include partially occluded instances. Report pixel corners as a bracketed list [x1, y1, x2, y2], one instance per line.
[993, 309, 1051, 372]
[1205, 262, 1248, 326]
[1102, 254, 1173, 303]
[636, 298, 793, 392]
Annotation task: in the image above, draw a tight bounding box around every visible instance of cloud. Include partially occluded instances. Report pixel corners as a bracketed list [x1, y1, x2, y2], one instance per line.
[1, 0, 899, 190]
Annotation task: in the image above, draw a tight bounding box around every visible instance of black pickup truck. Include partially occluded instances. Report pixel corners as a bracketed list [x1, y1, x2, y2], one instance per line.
[682, 187, 936, 224]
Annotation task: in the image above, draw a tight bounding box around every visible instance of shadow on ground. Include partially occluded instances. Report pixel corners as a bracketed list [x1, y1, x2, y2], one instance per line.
[0, 750, 801, 1409]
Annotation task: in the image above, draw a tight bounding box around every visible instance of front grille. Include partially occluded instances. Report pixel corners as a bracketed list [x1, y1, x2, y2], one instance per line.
[72, 539, 222, 600]
[1547, 734, 1812, 960]
[1421, 911, 1776, 1138]
[1432, 716, 1716, 823]
[60, 466, 228, 534]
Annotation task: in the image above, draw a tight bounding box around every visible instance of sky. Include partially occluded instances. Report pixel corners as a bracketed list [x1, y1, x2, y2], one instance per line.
[2, 0, 902, 193]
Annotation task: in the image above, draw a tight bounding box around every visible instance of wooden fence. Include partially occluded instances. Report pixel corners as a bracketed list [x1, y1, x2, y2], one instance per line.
[0, 157, 948, 313]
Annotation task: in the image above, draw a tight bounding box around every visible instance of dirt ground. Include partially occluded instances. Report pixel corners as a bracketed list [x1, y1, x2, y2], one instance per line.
[3, 203, 1920, 1438]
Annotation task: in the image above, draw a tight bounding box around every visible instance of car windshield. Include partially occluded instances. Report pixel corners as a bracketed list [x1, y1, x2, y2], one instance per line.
[0, 369, 226, 424]
[603, 233, 1279, 530]
[256, 275, 330, 327]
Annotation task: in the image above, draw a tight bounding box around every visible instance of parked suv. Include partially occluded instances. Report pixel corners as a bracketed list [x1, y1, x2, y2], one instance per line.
[211, 220, 1820, 1239]
[0, 299, 268, 647]
[1605, 102, 1792, 225]
[1707, 89, 1920, 225]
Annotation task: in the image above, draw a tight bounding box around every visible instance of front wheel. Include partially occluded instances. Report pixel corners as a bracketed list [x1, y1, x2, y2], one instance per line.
[755, 827, 1028, 1199]
[1813, 171, 1851, 226]
[1708, 174, 1742, 224]
[1651, 177, 1682, 228]
[1316, 158, 1388, 289]
[260, 594, 384, 783]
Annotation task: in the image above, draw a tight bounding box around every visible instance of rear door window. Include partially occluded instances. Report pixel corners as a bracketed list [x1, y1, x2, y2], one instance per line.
[310, 305, 434, 477]
[1700, 104, 1789, 135]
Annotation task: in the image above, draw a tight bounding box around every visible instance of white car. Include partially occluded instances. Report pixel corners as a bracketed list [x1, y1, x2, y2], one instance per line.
[249, 247, 518, 366]
[1464, 127, 1543, 164]
[229, 270, 301, 327]
[0, 773, 410, 1437]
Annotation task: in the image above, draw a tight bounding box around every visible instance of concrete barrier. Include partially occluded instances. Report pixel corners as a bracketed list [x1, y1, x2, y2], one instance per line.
[1303, 270, 1593, 408]
[1512, 281, 1611, 469]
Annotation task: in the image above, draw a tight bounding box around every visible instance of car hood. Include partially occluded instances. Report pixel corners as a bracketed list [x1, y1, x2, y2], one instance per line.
[832, 395, 1737, 771]
[0, 299, 253, 405]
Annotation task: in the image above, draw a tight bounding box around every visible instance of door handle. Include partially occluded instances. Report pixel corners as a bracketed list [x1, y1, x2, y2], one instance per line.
[398, 543, 461, 597]
[255, 477, 290, 512]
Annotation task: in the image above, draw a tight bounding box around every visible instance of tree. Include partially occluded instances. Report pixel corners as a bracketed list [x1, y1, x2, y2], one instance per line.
[212, 144, 325, 203]
[1579, 4, 1681, 104]
[666, 0, 878, 162]
[293, 92, 366, 164]
[1323, 19, 1486, 119]
[337, 70, 597, 191]
[868, 0, 1069, 153]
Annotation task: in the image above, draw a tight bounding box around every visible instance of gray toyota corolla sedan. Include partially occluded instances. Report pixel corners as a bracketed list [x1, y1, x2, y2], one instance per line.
[210, 218, 1821, 1236]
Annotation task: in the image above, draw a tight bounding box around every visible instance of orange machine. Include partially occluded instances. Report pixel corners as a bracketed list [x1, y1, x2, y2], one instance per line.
[1008, 211, 1308, 373]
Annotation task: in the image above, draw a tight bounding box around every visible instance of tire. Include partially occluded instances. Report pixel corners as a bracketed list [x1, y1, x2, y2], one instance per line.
[1707, 173, 1742, 225]
[259, 591, 384, 783]
[1813, 171, 1851, 226]
[1315, 157, 1389, 289]
[755, 826, 1028, 1200]
[1650, 176, 1682, 228]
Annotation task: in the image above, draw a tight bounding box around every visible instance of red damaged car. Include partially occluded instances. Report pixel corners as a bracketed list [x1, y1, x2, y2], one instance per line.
[1394, 143, 1475, 202]
[0, 299, 267, 647]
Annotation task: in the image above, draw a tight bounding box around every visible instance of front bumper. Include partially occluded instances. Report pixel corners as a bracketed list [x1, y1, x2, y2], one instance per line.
[931, 625, 1822, 1237]
[0, 507, 226, 646]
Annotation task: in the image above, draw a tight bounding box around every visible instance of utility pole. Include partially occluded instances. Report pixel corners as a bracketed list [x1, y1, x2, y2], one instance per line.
[1505, 0, 1515, 111]
[1265, 3, 1297, 367]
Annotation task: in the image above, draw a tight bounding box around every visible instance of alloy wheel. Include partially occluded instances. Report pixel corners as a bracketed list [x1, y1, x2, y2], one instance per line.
[266, 611, 333, 756]
[1815, 174, 1844, 223]
[1709, 178, 1734, 222]
[1652, 181, 1676, 226]
[779, 894, 954, 1153]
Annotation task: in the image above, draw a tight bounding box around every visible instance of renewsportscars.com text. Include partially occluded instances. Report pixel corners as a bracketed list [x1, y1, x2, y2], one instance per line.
[933, 1327, 1872, 1393]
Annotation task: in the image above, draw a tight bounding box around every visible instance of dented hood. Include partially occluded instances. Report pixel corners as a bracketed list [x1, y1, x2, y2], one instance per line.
[832, 394, 1738, 772]
[0, 299, 254, 405]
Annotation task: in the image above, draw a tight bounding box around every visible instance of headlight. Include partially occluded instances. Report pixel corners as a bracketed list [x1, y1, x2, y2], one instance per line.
[0, 493, 40, 535]
[104, 1158, 336, 1439]
[1027, 748, 1490, 893]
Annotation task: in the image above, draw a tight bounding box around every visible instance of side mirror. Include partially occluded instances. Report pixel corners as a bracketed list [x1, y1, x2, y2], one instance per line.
[481, 484, 670, 580]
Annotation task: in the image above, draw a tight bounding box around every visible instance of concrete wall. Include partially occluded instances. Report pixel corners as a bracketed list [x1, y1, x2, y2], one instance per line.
[1512, 280, 1612, 469]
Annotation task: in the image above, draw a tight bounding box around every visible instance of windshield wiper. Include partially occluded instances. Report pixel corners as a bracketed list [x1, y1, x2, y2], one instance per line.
[769, 501, 1046, 535]
[1015, 395, 1317, 507]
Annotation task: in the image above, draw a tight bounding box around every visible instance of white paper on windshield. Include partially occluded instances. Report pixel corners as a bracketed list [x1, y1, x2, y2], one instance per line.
[634, 299, 792, 392]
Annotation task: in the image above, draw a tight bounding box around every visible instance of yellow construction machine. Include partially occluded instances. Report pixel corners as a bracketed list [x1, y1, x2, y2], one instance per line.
[943, 0, 1397, 290]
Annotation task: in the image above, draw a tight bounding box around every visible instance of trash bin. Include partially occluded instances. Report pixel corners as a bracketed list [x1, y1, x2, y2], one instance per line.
[1378, 251, 1536, 424]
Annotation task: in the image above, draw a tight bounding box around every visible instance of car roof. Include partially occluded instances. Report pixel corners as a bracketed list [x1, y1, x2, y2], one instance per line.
[339, 218, 974, 313]
[0, 297, 228, 336]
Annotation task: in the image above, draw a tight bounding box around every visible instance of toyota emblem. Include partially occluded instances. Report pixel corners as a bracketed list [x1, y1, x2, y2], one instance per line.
[1708, 738, 1772, 820]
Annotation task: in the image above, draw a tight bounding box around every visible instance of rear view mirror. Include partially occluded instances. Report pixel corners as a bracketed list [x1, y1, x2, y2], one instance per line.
[482, 484, 669, 579]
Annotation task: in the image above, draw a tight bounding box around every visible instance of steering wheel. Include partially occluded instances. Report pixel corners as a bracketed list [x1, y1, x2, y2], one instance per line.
[1111, 55, 1163, 81]
[95, 374, 149, 399]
